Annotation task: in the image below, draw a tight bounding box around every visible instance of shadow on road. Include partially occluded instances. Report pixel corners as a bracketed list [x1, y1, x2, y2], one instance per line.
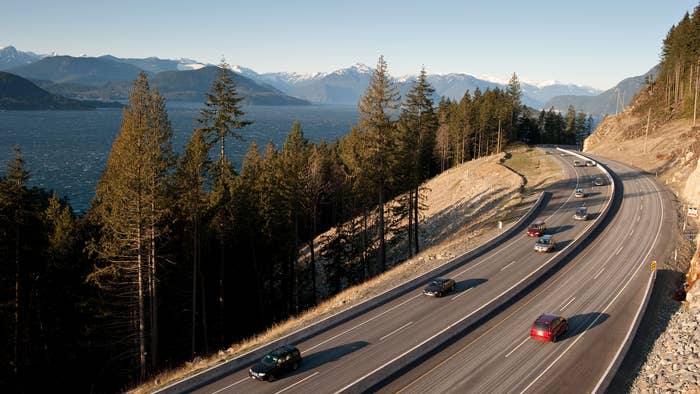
[565, 312, 609, 338]
[298, 341, 370, 372]
[455, 278, 487, 292]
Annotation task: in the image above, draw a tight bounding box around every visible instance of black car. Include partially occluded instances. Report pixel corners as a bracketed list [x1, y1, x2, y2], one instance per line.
[423, 277, 456, 297]
[249, 345, 302, 381]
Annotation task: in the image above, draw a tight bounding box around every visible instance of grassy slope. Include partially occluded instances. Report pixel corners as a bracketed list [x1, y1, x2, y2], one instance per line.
[133, 147, 562, 393]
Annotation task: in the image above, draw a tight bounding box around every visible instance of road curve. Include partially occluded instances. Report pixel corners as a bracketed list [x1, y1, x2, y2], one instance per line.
[376, 154, 674, 394]
[190, 149, 612, 394]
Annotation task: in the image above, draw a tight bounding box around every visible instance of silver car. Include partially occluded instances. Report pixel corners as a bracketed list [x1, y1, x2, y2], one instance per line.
[574, 188, 585, 198]
[534, 235, 556, 253]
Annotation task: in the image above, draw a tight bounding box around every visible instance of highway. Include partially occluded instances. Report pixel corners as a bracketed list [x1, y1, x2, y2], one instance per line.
[190, 148, 614, 394]
[376, 155, 674, 394]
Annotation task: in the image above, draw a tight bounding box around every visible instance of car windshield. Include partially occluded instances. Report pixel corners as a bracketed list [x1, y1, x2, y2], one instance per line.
[430, 280, 441, 286]
[534, 321, 549, 330]
[538, 238, 549, 244]
[262, 354, 279, 365]
[577, 208, 586, 214]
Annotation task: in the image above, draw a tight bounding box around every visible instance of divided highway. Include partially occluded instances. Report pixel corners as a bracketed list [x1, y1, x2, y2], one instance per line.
[377, 154, 674, 394]
[183, 149, 614, 394]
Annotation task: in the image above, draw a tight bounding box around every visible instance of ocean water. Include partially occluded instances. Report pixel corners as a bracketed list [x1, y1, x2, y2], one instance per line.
[0, 103, 358, 213]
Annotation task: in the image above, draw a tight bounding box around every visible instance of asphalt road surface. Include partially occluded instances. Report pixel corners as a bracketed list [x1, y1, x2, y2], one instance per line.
[192, 148, 616, 394]
[376, 154, 673, 394]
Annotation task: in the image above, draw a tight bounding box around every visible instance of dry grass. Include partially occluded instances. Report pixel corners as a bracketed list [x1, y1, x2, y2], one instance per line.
[131, 148, 562, 394]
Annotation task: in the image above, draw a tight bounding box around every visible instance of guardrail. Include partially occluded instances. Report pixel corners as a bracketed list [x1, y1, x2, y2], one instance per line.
[340, 147, 619, 392]
[157, 191, 548, 393]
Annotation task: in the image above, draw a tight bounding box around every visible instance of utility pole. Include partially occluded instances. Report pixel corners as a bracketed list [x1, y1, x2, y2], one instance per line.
[497, 119, 502, 154]
[643, 107, 651, 153]
[694, 60, 699, 127]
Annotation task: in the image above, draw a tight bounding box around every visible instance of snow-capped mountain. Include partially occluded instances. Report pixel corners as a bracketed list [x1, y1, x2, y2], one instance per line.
[0, 46, 42, 70]
[177, 58, 207, 71]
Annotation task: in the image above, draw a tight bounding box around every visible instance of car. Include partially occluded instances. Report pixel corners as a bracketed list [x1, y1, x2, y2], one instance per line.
[534, 234, 556, 252]
[593, 177, 605, 186]
[423, 277, 456, 297]
[249, 345, 302, 381]
[574, 188, 585, 198]
[573, 206, 589, 220]
[585, 160, 596, 167]
[526, 221, 547, 237]
[573, 160, 583, 167]
[530, 314, 568, 342]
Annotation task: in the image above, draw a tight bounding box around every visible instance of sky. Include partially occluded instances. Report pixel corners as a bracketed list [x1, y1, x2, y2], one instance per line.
[1, 0, 697, 90]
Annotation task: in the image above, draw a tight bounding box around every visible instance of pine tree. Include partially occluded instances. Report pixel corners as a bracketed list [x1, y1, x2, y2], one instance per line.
[87, 73, 174, 381]
[197, 59, 250, 344]
[358, 55, 400, 272]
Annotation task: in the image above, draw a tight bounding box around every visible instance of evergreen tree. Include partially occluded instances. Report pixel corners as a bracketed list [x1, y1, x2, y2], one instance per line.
[357, 55, 400, 272]
[87, 73, 174, 381]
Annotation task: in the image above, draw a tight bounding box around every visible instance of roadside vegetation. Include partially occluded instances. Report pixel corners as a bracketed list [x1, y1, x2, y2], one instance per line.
[0, 54, 576, 393]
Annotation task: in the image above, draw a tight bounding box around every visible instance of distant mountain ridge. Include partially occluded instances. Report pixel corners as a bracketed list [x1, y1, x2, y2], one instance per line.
[0, 46, 42, 70]
[0, 71, 121, 110]
[6, 55, 309, 105]
[0, 44, 606, 108]
[545, 65, 659, 116]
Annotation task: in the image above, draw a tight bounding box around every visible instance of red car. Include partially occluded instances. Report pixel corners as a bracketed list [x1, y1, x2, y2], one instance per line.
[526, 221, 547, 237]
[530, 314, 568, 342]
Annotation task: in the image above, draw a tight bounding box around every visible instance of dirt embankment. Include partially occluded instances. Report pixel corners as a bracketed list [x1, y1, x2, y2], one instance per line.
[135, 147, 562, 393]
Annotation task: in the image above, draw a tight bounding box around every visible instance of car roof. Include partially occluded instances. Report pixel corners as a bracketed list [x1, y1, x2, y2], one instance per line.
[577, 206, 587, 211]
[535, 313, 561, 323]
[532, 220, 545, 225]
[540, 234, 553, 240]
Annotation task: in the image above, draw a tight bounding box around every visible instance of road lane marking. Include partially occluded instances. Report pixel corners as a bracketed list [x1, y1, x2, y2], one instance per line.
[210, 376, 249, 394]
[629, 229, 634, 237]
[637, 215, 641, 222]
[559, 297, 576, 311]
[593, 267, 606, 280]
[521, 174, 666, 394]
[505, 337, 529, 358]
[303, 294, 421, 353]
[500, 261, 517, 272]
[451, 287, 473, 301]
[380, 322, 414, 341]
[275, 371, 319, 394]
[615, 246, 624, 256]
[640, 204, 644, 210]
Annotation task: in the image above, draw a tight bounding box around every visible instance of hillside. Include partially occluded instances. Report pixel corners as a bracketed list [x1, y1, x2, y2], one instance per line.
[8, 55, 145, 85]
[546, 65, 659, 116]
[135, 148, 562, 392]
[0, 71, 98, 110]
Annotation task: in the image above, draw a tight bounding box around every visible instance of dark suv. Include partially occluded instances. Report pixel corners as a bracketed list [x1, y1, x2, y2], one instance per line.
[249, 345, 302, 381]
[423, 277, 456, 297]
[530, 314, 568, 342]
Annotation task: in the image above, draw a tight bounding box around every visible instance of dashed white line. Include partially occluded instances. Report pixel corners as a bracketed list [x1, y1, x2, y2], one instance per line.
[615, 246, 624, 256]
[210, 376, 249, 394]
[637, 215, 641, 222]
[505, 337, 530, 358]
[380, 322, 414, 341]
[559, 297, 576, 311]
[640, 205, 644, 211]
[593, 267, 606, 280]
[303, 294, 421, 353]
[451, 287, 473, 301]
[275, 371, 319, 394]
[629, 229, 635, 237]
[500, 261, 517, 272]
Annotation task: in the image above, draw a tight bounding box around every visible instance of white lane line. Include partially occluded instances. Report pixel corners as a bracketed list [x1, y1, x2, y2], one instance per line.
[380, 322, 414, 341]
[210, 376, 250, 394]
[559, 297, 576, 311]
[615, 246, 624, 256]
[500, 260, 517, 272]
[593, 267, 606, 280]
[505, 337, 530, 358]
[637, 215, 641, 222]
[640, 204, 644, 211]
[629, 229, 634, 237]
[303, 294, 421, 353]
[451, 287, 473, 301]
[522, 173, 667, 394]
[275, 371, 319, 394]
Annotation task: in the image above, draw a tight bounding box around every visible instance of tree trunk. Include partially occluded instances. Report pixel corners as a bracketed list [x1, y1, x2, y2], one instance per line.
[137, 217, 146, 381]
[149, 200, 158, 369]
[378, 178, 386, 272]
[191, 217, 198, 357]
[407, 188, 414, 258]
[14, 221, 20, 377]
[413, 186, 420, 254]
[219, 237, 225, 346]
[199, 266, 209, 353]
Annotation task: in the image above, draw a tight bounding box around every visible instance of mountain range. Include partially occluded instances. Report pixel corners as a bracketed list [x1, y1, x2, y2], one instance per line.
[0, 71, 121, 110]
[0, 45, 653, 114]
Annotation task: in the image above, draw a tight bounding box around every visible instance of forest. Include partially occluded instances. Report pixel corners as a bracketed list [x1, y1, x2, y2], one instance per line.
[0, 56, 591, 393]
